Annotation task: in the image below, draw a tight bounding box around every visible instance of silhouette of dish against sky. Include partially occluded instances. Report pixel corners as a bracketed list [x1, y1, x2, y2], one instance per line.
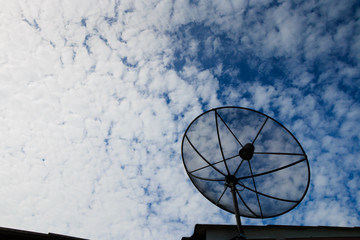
[181, 107, 310, 219]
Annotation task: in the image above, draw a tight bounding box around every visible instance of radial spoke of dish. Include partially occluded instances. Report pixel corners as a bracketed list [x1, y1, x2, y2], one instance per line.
[252, 117, 268, 145]
[215, 110, 244, 148]
[233, 158, 245, 176]
[185, 135, 227, 176]
[236, 189, 259, 217]
[189, 173, 225, 182]
[254, 152, 305, 156]
[237, 158, 306, 180]
[236, 181, 299, 203]
[215, 110, 230, 175]
[189, 155, 239, 174]
[247, 160, 264, 218]
[216, 186, 228, 206]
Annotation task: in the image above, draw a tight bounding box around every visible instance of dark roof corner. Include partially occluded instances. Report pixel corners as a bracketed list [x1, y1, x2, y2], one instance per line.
[0, 227, 88, 240]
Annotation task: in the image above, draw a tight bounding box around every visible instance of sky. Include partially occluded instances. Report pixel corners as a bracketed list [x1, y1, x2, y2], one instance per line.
[0, 0, 359, 239]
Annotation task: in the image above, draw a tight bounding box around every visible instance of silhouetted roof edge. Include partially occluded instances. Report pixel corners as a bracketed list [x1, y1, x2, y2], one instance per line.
[182, 224, 360, 240]
[0, 226, 88, 240]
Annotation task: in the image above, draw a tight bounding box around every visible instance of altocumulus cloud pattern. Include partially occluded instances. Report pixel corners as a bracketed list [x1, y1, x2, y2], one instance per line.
[0, 1, 359, 239]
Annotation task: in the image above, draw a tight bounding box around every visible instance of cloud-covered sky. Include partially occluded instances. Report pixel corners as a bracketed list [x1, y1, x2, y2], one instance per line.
[0, 0, 359, 239]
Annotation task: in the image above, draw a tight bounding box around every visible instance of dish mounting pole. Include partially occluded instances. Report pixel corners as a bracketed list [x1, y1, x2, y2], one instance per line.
[229, 180, 246, 240]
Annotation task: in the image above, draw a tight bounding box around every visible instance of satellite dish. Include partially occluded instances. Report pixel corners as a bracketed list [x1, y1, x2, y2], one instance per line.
[181, 107, 310, 239]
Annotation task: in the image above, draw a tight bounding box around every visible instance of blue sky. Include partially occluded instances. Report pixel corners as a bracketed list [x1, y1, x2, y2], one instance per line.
[0, 0, 359, 239]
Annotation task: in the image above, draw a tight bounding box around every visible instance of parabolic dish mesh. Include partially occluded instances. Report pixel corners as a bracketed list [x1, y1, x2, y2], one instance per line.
[181, 107, 310, 218]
